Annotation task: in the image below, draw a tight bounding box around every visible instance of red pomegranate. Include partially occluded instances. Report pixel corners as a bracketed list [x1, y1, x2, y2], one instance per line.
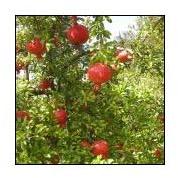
[87, 63, 113, 85]
[80, 140, 91, 149]
[91, 140, 109, 159]
[39, 80, 54, 90]
[67, 24, 89, 45]
[26, 37, 46, 59]
[16, 111, 30, 120]
[116, 50, 129, 63]
[54, 109, 68, 128]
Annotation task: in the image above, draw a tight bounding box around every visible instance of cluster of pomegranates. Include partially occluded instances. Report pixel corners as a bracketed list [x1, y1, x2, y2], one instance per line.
[86, 47, 133, 93]
[23, 16, 89, 63]
[16, 107, 68, 129]
[81, 139, 109, 159]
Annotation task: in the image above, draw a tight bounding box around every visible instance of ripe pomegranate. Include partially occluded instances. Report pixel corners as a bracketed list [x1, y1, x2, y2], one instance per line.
[26, 37, 46, 59]
[91, 140, 109, 159]
[116, 50, 129, 63]
[67, 24, 89, 45]
[16, 111, 30, 120]
[39, 80, 54, 90]
[54, 109, 68, 128]
[80, 140, 91, 149]
[87, 63, 113, 85]
[154, 149, 161, 158]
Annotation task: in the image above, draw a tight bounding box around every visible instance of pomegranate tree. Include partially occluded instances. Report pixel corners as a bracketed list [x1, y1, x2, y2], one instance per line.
[16, 16, 164, 164]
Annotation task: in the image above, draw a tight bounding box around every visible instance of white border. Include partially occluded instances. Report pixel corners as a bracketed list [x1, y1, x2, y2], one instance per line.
[0, 1, 178, 178]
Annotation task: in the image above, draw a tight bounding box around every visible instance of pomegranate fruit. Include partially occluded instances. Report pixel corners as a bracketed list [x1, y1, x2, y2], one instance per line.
[116, 50, 129, 63]
[16, 111, 30, 120]
[91, 140, 109, 159]
[26, 37, 46, 59]
[87, 63, 113, 85]
[39, 80, 54, 90]
[54, 109, 68, 128]
[67, 24, 89, 45]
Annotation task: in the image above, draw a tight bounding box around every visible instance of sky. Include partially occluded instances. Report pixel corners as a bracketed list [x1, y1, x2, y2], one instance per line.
[104, 16, 138, 40]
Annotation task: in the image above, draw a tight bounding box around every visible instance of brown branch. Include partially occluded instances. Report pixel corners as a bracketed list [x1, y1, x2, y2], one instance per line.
[25, 66, 29, 81]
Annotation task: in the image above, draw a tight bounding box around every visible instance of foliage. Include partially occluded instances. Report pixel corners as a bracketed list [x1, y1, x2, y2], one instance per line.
[16, 16, 164, 164]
